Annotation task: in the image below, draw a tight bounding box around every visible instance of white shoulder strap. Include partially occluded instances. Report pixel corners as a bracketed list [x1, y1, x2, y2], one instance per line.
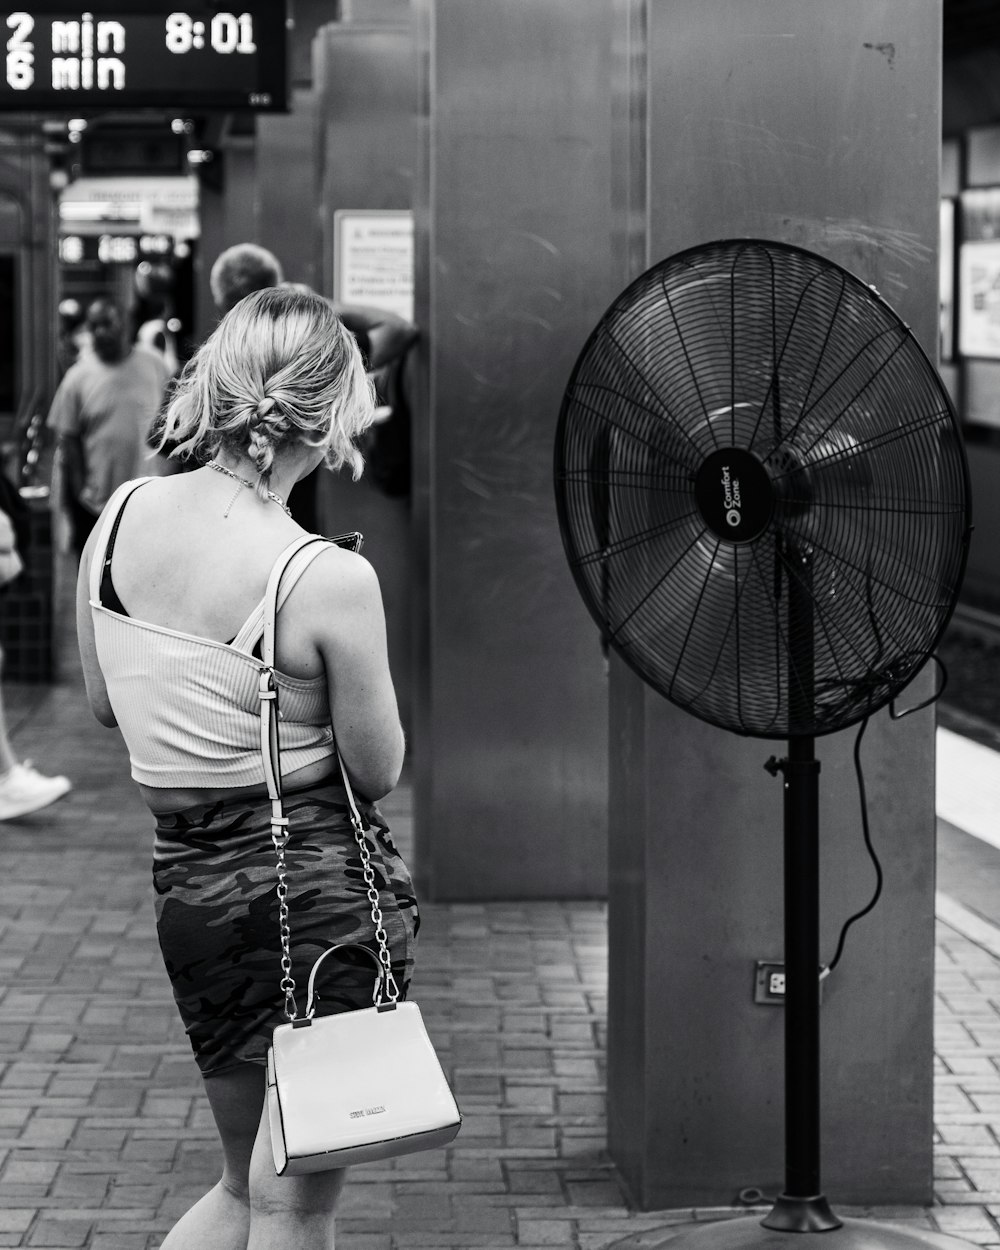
[260, 536, 330, 670]
[232, 540, 332, 654]
[257, 533, 366, 804]
[258, 536, 330, 807]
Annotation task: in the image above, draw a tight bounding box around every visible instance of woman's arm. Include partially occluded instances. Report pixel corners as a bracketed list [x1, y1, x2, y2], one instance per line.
[76, 524, 118, 727]
[334, 304, 419, 371]
[306, 548, 404, 800]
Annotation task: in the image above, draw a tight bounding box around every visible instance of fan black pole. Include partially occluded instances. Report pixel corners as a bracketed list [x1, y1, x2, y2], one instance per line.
[762, 735, 839, 1232]
[761, 547, 840, 1232]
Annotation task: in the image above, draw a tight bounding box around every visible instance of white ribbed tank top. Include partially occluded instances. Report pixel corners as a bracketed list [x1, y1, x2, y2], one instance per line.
[90, 478, 335, 788]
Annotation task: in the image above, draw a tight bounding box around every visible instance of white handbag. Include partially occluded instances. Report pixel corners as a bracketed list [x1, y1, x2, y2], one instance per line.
[267, 938, 464, 1174]
[258, 537, 462, 1176]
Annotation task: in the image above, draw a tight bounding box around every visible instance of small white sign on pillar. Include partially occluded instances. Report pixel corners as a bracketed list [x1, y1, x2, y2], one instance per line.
[333, 209, 414, 322]
[959, 239, 1000, 360]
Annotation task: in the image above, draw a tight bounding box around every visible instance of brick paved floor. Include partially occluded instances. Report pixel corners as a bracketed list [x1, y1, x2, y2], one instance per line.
[3, 575, 1000, 1247]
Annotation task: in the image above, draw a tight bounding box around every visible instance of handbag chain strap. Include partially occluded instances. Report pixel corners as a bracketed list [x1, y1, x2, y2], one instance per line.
[338, 776, 401, 1009]
[259, 536, 400, 1024]
[269, 806, 297, 1020]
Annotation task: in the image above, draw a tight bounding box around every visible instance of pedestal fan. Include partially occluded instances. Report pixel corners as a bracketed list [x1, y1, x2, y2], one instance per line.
[554, 239, 972, 1250]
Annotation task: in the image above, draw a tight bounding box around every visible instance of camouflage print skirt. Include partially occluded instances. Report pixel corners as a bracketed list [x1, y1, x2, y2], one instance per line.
[151, 777, 419, 1077]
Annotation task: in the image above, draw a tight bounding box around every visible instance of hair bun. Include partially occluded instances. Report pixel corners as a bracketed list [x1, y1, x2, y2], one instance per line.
[256, 396, 276, 419]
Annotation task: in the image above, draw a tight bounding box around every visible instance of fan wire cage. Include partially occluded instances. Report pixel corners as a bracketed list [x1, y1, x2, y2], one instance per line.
[555, 239, 971, 738]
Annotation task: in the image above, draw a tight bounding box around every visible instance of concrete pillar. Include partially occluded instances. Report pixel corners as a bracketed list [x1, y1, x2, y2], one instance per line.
[256, 88, 322, 295]
[412, 0, 616, 899]
[312, 4, 417, 736]
[606, 0, 943, 1208]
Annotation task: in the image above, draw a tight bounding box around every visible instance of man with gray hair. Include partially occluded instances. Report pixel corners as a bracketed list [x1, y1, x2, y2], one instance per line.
[209, 243, 284, 315]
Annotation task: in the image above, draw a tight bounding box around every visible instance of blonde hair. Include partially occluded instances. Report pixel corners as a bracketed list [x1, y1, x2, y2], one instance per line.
[157, 286, 376, 492]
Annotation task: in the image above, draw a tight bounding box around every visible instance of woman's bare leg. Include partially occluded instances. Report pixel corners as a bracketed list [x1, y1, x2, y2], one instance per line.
[158, 1064, 262, 1250]
[246, 1097, 347, 1249]
[157, 1060, 347, 1249]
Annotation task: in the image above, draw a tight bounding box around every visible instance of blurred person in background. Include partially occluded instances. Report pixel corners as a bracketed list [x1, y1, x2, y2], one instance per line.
[0, 469, 71, 819]
[132, 259, 182, 377]
[0, 682, 71, 817]
[209, 242, 284, 316]
[56, 298, 91, 375]
[48, 296, 172, 557]
[0, 678, 72, 818]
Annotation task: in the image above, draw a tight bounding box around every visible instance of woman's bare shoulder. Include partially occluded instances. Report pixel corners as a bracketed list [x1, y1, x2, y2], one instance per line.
[108, 474, 188, 526]
[287, 544, 384, 634]
[302, 543, 380, 599]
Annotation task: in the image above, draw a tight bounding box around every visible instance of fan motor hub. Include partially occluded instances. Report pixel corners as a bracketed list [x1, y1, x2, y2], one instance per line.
[694, 447, 774, 544]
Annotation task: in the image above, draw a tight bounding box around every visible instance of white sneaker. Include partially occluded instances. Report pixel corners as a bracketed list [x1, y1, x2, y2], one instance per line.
[0, 761, 72, 820]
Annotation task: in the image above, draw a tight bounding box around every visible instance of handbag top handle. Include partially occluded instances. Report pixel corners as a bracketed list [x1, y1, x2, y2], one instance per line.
[257, 536, 401, 1023]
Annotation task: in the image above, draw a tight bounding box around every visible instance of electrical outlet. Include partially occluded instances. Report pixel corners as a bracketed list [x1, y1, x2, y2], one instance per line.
[754, 961, 786, 1005]
[753, 961, 825, 1006]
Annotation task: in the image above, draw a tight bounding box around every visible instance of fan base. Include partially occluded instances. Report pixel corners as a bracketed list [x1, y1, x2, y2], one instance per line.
[606, 1214, 975, 1250]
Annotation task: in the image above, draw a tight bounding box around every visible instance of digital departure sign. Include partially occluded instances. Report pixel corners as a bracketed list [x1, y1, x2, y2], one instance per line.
[1, 4, 287, 111]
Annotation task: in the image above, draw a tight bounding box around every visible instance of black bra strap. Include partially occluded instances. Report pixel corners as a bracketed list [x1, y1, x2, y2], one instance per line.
[99, 497, 133, 614]
[95, 479, 153, 612]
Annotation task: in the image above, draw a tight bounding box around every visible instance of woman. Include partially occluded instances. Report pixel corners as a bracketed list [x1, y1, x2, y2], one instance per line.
[76, 286, 416, 1249]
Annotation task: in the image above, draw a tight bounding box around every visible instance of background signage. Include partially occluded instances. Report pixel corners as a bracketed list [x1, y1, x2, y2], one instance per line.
[333, 210, 414, 324]
[959, 188, 1000, 361]
[1, 4, 287, 111]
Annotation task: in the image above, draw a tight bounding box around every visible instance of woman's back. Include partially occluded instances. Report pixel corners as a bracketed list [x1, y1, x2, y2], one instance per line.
[80, 469, 404, 805]
[107, 472, 326, 680]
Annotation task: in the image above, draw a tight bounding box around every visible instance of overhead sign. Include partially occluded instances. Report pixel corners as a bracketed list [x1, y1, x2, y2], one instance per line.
[59, 175, 200, 235]
[333, 210, 414, 324]
[1, 4, 287, 111]
[63, 174, 198, 206]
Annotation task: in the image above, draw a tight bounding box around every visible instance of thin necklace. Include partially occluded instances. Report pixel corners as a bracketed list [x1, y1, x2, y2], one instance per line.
[205, 459, 293, 519]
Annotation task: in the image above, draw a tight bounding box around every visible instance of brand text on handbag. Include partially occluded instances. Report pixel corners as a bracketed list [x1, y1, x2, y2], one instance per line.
[349, 1105, 387, 1119]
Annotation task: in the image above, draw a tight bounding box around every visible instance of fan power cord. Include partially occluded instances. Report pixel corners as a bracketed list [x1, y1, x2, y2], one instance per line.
[765, 653, 948, 982]
[822, 716, 881, 977]
[823, 652, 949, 978]
[762, 727, 882, 981]
[737, 1186, 775, 1207]
[889, 652, 948, 719]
